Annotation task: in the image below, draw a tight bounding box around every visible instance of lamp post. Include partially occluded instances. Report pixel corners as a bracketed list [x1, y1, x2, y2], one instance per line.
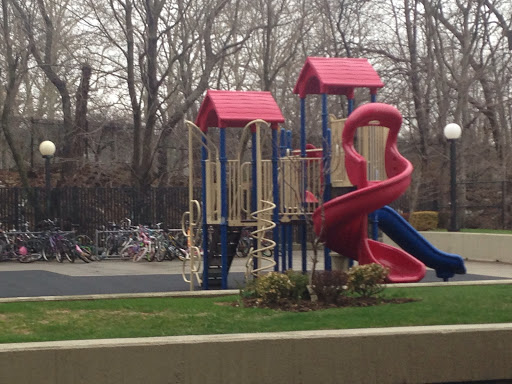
[444, 123, 462, 232]
[39, 140, 56, 218]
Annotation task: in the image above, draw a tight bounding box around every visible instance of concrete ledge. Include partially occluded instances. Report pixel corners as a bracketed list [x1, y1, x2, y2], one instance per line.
[0, 289, 241, 304]
[1, 324, 511, 383]
[383, 231, 512, 264]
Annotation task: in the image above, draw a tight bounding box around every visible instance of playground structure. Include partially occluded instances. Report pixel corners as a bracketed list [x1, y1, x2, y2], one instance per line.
[184, 57, 466, 290]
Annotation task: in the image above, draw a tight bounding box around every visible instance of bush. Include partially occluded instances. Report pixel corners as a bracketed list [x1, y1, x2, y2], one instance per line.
[311, 270, 349, 304]
[285, 270, 310, 300]
[409, 211, 439, 231]
[348, 263, 389, 298]
[250, 272, 294, 305]
[241, 265, 390, 306]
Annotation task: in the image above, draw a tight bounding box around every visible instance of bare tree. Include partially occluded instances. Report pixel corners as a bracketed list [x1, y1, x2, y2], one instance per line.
[11, 0, 89, 180]
[0, 0, 31, 187]
[85, 0, 254, 187]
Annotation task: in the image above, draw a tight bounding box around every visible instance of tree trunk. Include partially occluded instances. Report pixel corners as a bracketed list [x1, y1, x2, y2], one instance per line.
[73, 64, 92, 162]
[1, 0, 39, 217]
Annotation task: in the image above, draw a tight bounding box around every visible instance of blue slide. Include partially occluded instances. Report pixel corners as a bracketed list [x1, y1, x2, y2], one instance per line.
[376, 206, 466, 280]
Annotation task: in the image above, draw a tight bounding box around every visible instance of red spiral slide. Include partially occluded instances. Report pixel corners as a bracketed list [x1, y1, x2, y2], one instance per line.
[312, 103, 426, 283]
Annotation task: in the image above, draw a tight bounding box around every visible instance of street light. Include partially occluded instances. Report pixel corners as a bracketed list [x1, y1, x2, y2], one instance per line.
[39, 140, 56, 218]
[444, 123, 462, 232]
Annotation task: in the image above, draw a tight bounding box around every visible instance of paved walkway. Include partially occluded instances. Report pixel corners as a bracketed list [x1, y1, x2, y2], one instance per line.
[0, 257, 511, 298]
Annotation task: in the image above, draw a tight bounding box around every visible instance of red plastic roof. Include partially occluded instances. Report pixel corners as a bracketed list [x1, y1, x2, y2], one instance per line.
[195, 90, 285, 131]
[293, 57, 384, 98]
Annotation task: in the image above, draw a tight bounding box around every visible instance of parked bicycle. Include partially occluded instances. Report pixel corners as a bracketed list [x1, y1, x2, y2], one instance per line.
[236, 227, 252, 258]
[0, 223, 44, 263]
[118, 225, 155, 262]
[154, 229, 188, 261]
[40, 219, 92, 263]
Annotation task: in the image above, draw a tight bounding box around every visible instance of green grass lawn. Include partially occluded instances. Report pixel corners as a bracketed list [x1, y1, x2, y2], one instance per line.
[460, 228, 512, 234]
[0, 284, 511, 344]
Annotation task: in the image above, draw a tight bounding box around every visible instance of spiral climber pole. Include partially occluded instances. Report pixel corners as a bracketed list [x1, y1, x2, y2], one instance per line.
[245, 199, 277, 278]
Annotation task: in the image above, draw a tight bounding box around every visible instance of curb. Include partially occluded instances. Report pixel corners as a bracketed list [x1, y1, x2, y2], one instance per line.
[1, 279, 511, 303]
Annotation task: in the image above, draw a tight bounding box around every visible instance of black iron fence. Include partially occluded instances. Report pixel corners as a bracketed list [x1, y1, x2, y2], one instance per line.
[0, 187, 196, 237]
[391, 180, 511, 230]
[1, 181, 510, 236]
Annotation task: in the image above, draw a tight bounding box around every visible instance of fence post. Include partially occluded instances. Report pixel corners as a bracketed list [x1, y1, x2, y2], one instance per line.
[72, 187, 79, 229]
[502, 181, 507, 229]
[14, 188, 19, 230]
[132, 188, 138, 225]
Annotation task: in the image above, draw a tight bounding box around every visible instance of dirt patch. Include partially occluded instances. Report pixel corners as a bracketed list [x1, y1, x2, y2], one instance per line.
[231, 296, 419, 312]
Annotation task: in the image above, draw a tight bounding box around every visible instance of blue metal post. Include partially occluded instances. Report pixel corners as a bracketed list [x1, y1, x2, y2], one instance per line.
[285, 130, 294, 270]
[280, 128, 288, 268]
[300, 98, 308, 272]
[281, 223, 287, 270]
[348, 98, 354, 115]
[326, 127, 332, 192]
[287, 129, 296, 269]
[219, 128, 228, 289]
[280, 128, 287, 155]
[347, 95, 356, 269]
[322, 93, 332, 270]
[286, 130, 292, 151]
[272, 128, 281, 271]
[288, 224, 294, 270]
[201, 135, 209, 289]
[251, 130, 258, 272]
[370, 211, 379, 240]
[251, 131, 257, 214]
[300, 98, 306, 158]
[369, 92, 379, 240]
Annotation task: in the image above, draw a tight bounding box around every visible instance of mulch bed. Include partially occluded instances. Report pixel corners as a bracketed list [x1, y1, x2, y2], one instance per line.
[233, 296, 420, 312]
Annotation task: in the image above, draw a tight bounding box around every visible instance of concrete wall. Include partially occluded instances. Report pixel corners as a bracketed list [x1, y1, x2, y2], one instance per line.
[1, 324, 511, 384]
[383, 232, 512, 264]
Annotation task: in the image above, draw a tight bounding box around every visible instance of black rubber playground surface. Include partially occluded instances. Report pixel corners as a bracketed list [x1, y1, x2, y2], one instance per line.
[0, 269, 508, 298]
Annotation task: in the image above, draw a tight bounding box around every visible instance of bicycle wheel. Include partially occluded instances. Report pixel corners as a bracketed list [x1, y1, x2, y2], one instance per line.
[146, 247, 156, 262]
[106, 234, 124, 256]
[26, 238, 43, 256]
[0, 239, 8, 260]
[133, 247, 147, 262]
[18, 252, 43, 263]
[63, 250, 74, 263]
[166, 245, 177, 260]
[76, 235, 93, 246]
[41, 240, 54, 261]
[119, 243, 135, 260]
[40, 247, 49, 261]
[237, 238, 251, 258]
[82, 245, 100, 261]
[175, 246, 188, 261]
[55, 250, 63, 263]
[75, 247, 92, 263]
[155, 240, 168, 262]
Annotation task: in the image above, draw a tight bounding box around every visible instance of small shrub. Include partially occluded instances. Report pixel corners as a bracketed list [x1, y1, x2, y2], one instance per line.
[240, 280, 257, 299]
[252, 272, 294, 305]
[285, 270, 310, 300]
[311, 270, 349, 304]
[409, 211, 438, 231]
[348, 263, 389, 298]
